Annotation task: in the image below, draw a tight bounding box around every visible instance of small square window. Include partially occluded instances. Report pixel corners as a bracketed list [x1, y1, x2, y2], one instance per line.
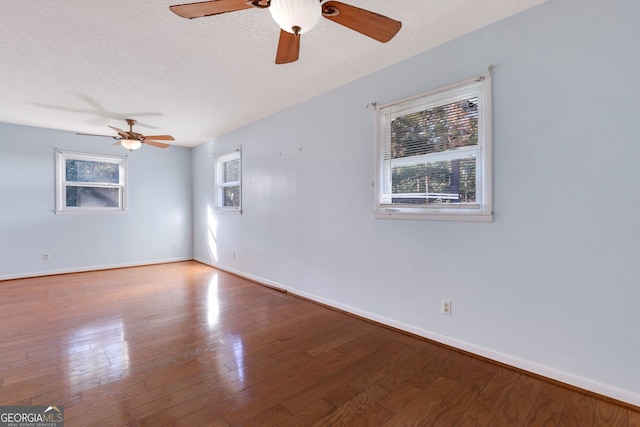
[55, 150, 127, 214]
[215, 149, 242, 213]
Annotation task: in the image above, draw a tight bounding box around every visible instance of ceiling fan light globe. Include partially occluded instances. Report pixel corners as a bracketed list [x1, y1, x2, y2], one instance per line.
[269, 0, 321, 35]
[121, 139, 142, 150]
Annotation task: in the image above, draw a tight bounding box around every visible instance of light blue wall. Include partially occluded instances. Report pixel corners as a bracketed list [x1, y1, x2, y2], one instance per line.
[0, 122, 193, 279]
[193, 0, 640, 402]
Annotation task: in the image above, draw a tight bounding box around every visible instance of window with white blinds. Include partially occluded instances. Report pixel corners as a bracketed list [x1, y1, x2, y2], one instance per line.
[375, 73, 493, 222]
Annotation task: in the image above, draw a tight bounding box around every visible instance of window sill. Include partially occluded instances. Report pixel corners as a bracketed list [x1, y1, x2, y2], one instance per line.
[54, 209, 128, 215]
[215, 208, 242, 215]
[374, 210, 493, 223]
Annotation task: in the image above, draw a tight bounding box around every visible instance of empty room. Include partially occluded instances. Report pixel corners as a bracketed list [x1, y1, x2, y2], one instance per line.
[1, 0, 639, 425]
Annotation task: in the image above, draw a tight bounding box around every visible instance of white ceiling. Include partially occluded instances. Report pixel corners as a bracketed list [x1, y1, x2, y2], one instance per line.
[0, 0, 545, 147]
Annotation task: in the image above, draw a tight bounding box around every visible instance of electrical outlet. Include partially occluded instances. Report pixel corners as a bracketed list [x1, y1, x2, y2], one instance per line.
[442, 300, 452, 315]
[42, 253, 49, 261]
[171, 244, 177, 251]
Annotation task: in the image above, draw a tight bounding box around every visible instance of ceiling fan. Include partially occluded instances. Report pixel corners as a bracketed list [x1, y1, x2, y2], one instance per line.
[76, 119, 175, 150]
[169, 0, 402, 64]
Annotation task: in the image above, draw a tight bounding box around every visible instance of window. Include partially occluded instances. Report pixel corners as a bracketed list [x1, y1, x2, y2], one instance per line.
[215, 149, 242, 213]
[55, 150, 127, 214]
[375, 72, 493, 222]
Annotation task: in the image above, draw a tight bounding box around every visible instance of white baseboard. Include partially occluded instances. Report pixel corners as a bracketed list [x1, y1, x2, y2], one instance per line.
[198, 258, 640, 408]
[0, 257, 192, 281]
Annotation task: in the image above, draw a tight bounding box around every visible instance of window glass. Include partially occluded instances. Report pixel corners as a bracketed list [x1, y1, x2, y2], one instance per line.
[222, 186, 240, 208]
[65, 159, 120, 184]
[223, 158, 240, 183]
[65, 186, 121, 208]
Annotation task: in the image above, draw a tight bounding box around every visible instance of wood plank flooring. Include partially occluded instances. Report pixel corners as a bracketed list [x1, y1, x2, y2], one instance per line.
[0, 261, 638, 426]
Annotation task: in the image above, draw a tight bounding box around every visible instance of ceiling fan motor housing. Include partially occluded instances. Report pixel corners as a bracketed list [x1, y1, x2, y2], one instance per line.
[269, 0, 321, 34]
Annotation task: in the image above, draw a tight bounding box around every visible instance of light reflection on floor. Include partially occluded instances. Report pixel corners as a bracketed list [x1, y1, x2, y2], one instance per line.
[207, 275, 220, 327]
[229, 336, 245, 386]
[206, 274, 245, 387]
[63, 269, 247, 395]
[66, 317, 129, 392]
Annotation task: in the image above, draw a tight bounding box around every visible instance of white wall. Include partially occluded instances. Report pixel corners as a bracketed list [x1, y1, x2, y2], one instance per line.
[0, 122, 193, 279]
[193, 0, 640, 405]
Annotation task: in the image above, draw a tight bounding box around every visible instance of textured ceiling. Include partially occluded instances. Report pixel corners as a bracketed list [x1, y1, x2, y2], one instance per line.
[0, 0, 545, 147]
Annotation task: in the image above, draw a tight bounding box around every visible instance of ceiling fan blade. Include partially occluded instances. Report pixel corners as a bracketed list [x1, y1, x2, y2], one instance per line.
[75, 132, 117, 138]
[322, 1, 401, 43]
[275, 29, 300, 64]
[142, 135, 175, 141]
[143, 140, 171, 149]
[170, 0, 253, 19]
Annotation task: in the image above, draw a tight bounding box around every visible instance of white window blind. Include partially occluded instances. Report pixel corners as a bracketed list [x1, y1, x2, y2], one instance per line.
[375, 72, 493, 222]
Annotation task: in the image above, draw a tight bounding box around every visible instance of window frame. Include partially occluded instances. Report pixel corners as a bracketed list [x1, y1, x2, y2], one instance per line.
[215, 148, 242, 214]
[374, 72, 493, 222]
[55, 150, 128, 214]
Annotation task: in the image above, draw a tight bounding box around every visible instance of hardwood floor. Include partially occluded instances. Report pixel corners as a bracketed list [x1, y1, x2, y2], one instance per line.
[0, 261, 638, 426]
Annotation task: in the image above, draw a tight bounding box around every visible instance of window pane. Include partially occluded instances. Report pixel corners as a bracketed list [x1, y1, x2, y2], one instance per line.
[223, 186, 240, 208]
[391, 98, 478, 159]
[66, 159, 120, 184]
[223, 158, 240, 183]
[391, 158, 476, 204]
[66, 186, 120, 207]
